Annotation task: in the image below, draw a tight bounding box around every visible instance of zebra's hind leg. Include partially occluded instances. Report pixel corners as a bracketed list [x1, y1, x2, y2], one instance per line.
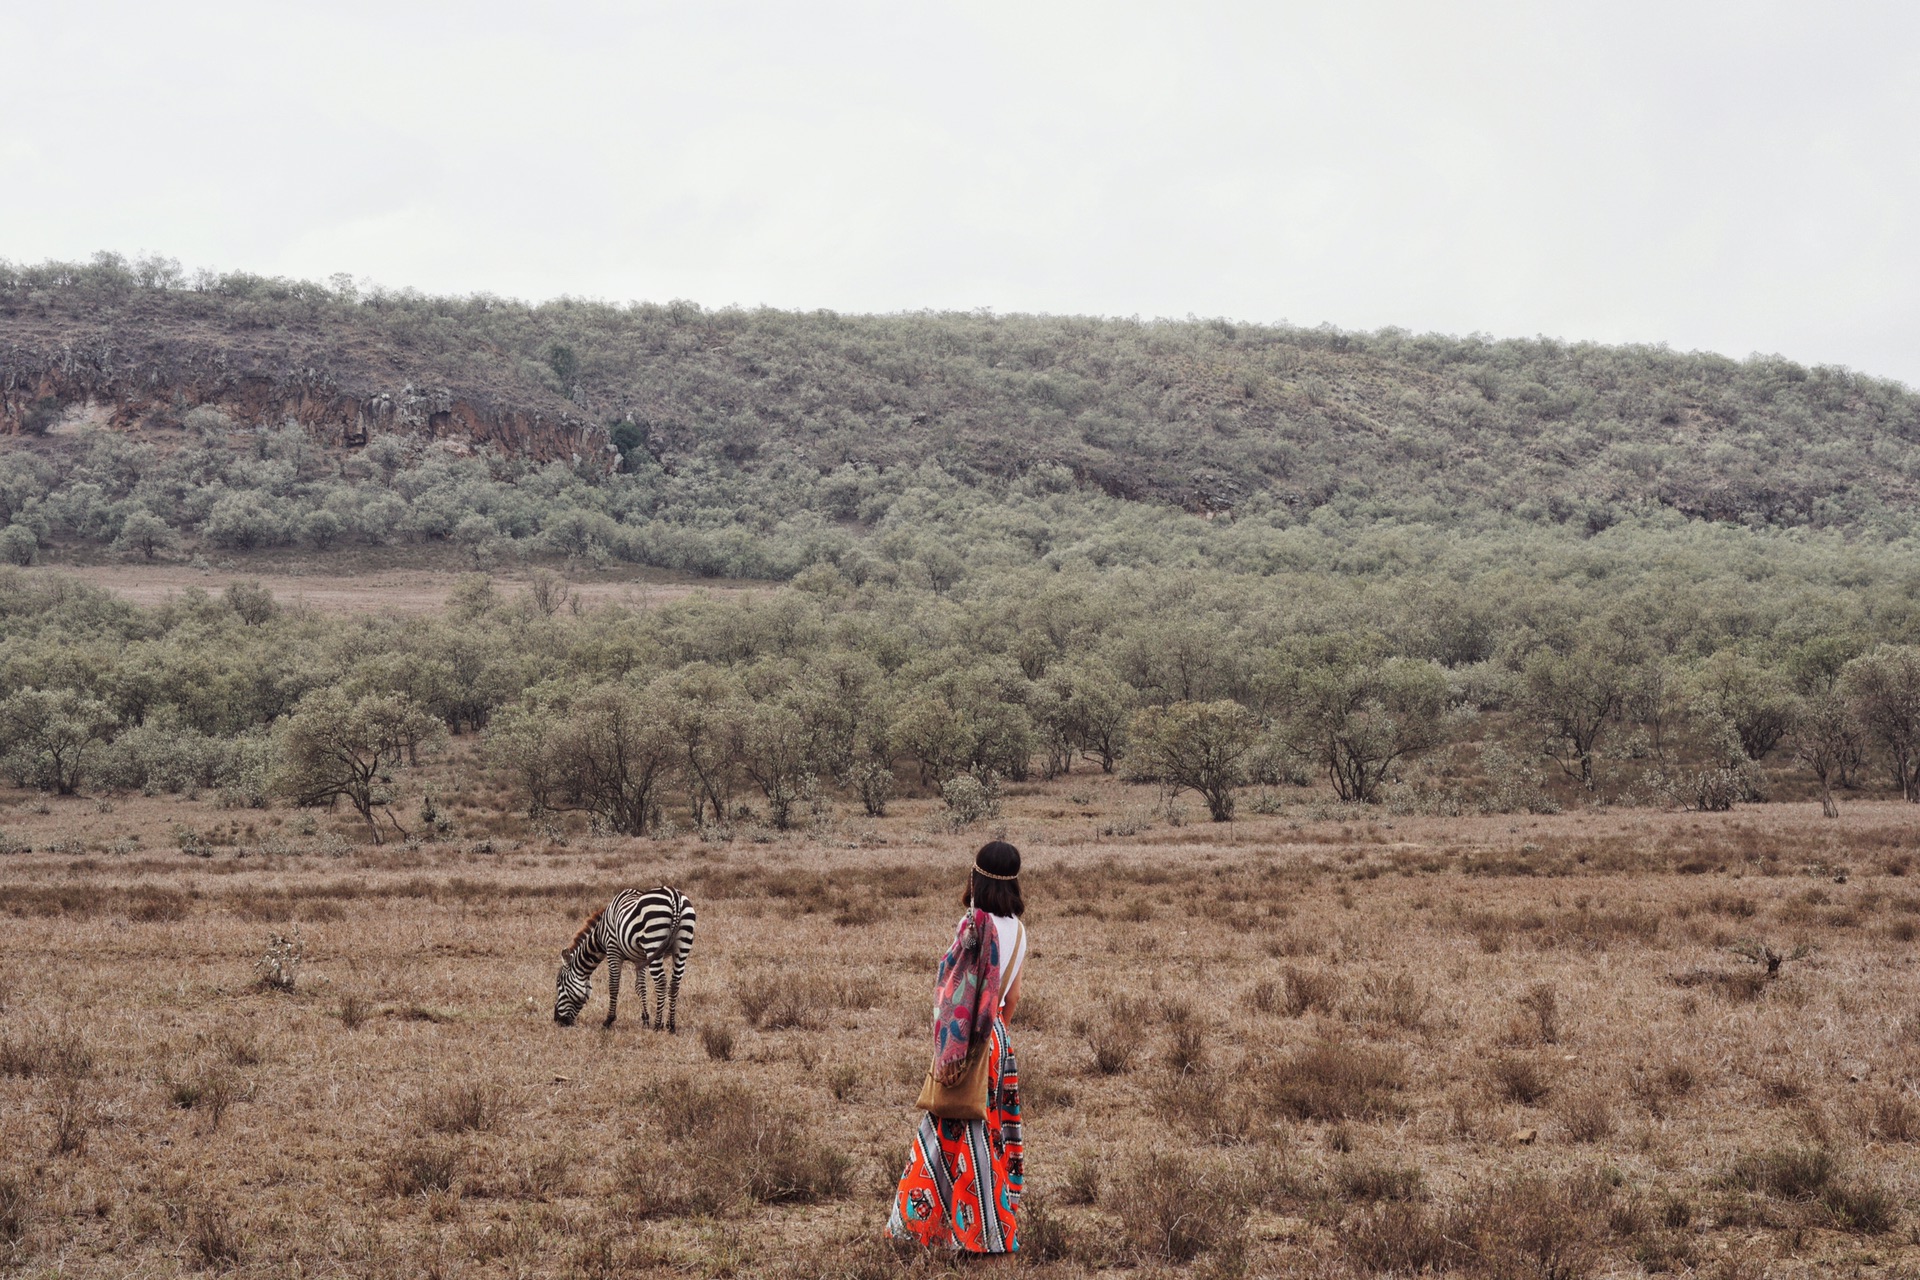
[638, 955, 653, 1029]
[602, 951, 625, 1028]
[648, 955, 668, 1031]
[666, 915, 694, 1034]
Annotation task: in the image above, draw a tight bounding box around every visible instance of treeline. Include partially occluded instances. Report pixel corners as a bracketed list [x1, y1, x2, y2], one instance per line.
[3, 563, 1918, 838]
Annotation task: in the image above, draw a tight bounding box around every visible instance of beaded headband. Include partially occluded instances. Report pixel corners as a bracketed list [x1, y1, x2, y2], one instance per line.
[973, 862, 1019, 881]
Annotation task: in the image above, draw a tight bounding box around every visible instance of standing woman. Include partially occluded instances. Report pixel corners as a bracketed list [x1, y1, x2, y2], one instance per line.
[887, 840, 1030, 1256]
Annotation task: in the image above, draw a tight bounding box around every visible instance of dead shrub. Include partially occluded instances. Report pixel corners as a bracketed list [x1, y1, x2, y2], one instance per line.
[1350, 1172, 1608, 1280]
[187, 1203, 244, 1269]
[1109, 1151, 1248, 1263]
[1518, 982, 1560, 1044]
[212, 1027, 264, 1067]
[620, 1076, 851, 1215]
[1727, 1145, 1836, 1201]
[1345, 1201, 1457, 1274]
[1152, 1070, 1258, 1144]
[1490, 1055, 1553, 1106]
[1165, 1020, 1207, 1073]
[49, 1080, 90, 1156]
[1855, 1088, 1919, 1143]
[505, 1149, 578, 1200]
[0, 1175, 25, 1254]
[1015, 1192, 1085, 1265]
[701, 1024, 736, 1063]
[418, 1081, 509, 1134]
[1349, 970, 1431, 1030]
[0, 1027, 93, 1079]
[336, 993, 370, 1029]
[1557, 1091, 1615, 1143]
[826, 1064, 859, 1101]
[384, 1142, 464, 1197]
[1265, 1041, 1407, 1121]
[1077, 1013, 1136, 1076]
[1282, 966, 1343, 1017]
[737, 976, 826, 1031]
[1724, 1145, 1896, 1232]
[170, 1069, 237, 1130]
[1336, 1159, 1428, 1203]
[1457, 1173, 1608, 1280]
[1062, 1151, 1102, 1205]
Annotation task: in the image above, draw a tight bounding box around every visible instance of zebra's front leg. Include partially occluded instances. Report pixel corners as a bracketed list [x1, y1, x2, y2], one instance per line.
[603, 955, 622, 1029]
[649, 956, 669, 1032]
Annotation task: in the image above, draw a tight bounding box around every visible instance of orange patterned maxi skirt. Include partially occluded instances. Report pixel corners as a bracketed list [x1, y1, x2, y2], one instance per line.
[886, 1019, 1022, 1254]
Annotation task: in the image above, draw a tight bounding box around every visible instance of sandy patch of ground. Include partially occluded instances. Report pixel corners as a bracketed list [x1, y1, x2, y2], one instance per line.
[28, 561, 759, 615]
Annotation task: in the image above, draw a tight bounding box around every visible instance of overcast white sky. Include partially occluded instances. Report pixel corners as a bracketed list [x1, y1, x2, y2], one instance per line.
[4, 2, 1917, 381]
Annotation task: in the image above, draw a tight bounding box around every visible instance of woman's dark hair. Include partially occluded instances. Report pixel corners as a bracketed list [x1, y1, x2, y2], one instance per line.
[963, 840, 1024, 918]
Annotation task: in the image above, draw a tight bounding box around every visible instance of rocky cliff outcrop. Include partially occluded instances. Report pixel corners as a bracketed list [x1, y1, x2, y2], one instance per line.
[0, 321, 617, 467]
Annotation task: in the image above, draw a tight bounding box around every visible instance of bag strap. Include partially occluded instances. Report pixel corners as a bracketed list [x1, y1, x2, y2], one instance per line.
[1004, 918, 1025, 998]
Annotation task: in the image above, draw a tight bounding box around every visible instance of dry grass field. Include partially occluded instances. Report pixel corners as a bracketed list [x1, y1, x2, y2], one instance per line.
[3, 772, 1919, 1279]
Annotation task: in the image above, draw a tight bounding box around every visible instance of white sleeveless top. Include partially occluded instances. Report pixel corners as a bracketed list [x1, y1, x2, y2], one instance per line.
[990, 913, 1028, 1004]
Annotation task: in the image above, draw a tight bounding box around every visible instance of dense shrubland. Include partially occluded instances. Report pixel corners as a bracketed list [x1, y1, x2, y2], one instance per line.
[0, 557, 1917, 827]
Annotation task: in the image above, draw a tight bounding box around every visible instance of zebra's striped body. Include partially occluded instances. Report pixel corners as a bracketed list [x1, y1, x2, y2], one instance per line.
[555, 887, 696, 1031]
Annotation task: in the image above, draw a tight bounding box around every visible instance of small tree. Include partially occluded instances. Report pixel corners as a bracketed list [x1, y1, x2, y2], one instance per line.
[1283, 658, 1448, 803]
[0, 688, 118, 795]
[113, 508, 176, 561]
[224, 581, 277, 626]
[1843, 645, 1920, 802]
[1522, 648, 1629, 792]
[0, 524, 36, 567]
[301, 509, 344, 551]
[1128, 700, 1261, 822]
[487, 682, 675, 835]
[273, 689, 445, 843]
[741, 702, 814, 830]
[1792, 691, 1859, 818]
[1690, 650, 1798, 761]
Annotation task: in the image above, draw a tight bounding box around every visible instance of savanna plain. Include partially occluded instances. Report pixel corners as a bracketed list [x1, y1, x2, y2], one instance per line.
[4, 774, 1918, 1280]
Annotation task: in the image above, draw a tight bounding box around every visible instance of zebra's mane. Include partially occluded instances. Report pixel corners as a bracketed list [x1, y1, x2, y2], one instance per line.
[566, 907, 606, 955]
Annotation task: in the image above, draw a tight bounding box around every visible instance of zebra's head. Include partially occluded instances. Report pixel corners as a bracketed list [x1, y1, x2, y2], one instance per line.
[554, 952, 589, 1026]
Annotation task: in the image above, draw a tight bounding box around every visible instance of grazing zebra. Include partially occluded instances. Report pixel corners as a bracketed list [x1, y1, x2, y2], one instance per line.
[554, 887, 697, 1031]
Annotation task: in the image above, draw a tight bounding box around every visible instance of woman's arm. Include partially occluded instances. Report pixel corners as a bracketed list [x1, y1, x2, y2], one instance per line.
[999, 969, 1023, 1021]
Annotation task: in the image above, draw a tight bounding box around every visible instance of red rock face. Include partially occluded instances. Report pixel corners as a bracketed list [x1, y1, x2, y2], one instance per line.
[0, 325, 619, 470]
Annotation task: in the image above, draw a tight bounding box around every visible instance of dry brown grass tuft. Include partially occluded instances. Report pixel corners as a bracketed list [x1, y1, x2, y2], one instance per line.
[335, 992, 371, 1029]
[701, 1023, 736, 1062]
[1282, 966, 1343, 1017]
[1490, 1054, 1554, 1106]
[618, 1076, 851, 1216]
[1557, 1090, 1616, 1143]
[1266, 1040, 1407, 1121]
[1724, 1145, 1900, 1234]
[0, 1026, 92, 1079]
[187, 1203, 244, 1269]
[1345, 1172, 1609, 1280]
[0, 1176, 26, 1255]
[418, 1080, 510, 1134]
[1109, 1151, 1249, 1264]
[384, 1141, 464, 1197]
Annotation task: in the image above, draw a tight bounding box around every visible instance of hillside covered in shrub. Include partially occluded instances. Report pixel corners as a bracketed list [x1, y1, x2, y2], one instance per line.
[5, 253, 1920, 585]
[4, 254, 1920, 822]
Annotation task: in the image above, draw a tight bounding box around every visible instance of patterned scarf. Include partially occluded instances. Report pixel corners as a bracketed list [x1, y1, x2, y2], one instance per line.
[931, 907, 1002, 1083]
